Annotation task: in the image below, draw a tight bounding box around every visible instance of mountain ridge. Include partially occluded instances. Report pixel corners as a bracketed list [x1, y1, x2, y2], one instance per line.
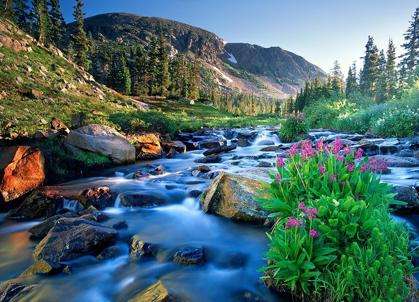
[69, 12, 327, 98]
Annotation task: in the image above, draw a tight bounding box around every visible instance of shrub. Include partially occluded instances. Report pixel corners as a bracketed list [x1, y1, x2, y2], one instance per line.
[256, 138, 415, 300]
[279, 113, 309, 142]
[372, 105, 419, 138]
[131, 111, 178, 135]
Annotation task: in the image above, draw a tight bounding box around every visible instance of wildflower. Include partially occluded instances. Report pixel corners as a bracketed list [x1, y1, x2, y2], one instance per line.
[275, 174, 281, 183]
[310, 229, 319, 238]
[332, 138, 343, 155]
[344, 147, 352, 154]
[336, 154, 343, 161]
[276, 157, 285, 167]
[341, 181, 346, 186]
[360, 162, 367, 172]
[354, 148, 363, 159]
[348, 162, 355, 172]
[298, 202, 305, 209]
[332, 199, 340, 207]
[319, 164, 326, 175]
[329, 174, 336, 182]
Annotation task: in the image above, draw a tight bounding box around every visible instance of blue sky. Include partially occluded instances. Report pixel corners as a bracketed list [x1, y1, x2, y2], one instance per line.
[61, 0, 418, 76]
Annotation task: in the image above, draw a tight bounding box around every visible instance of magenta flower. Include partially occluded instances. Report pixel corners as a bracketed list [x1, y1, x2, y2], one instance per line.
[298, 202, 305, 209]
[341, 181, 346, 186]
[319, 164, 326, 175]
[276, 157, 285, 167]
[354, 148, 363, 159]
[310, 229, 319, 238]
[332, 138, 343, 155]
[336, 154, 343, 161]
[329, 174, 336, 182]
[275, 174, 281, 183]
[348, 162, 355, 172]
[360, 162, 367, 172]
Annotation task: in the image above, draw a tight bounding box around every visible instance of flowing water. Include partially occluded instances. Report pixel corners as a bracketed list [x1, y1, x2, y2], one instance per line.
[0, 127, 418, 301]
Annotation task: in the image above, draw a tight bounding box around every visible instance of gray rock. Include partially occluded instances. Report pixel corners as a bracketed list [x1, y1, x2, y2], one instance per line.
[33, 217, 117, 263]
[174, 246, 205, 266]
[390, 186, 419, 210]
[28, 212, 78, 238]
[112, 220, 128, 230]
[120, 194, 168, 207]
[396, 149, 414, 158]
[96, 246, 121, 260]
[194, 154, 222, 163]
[373, 155, 419, 167]
[64, 124, 135, 164]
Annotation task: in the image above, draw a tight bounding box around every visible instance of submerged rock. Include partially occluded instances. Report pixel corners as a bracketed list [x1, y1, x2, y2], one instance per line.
[236, 138, 251, 147]
[33, 217, 117, 263]
[77, 187, 115, 209]
[200, 171, 271, 223]
[390, 186, 419, 212]
[174, 246, 205, 266]
[112, 220, 128, 230]
[77, 205, 109, 222]
[120, 194, 168, 207]
[130, 236, 157, 259]
[96, 246, 121, 260]
[203, 145, 236, 156]
[194, 154, 222, 163]
[28, 212, 78, 238]
[0, 146, 45, 203]
[127, 280, 171, 302]
[20, 259, 64, 276]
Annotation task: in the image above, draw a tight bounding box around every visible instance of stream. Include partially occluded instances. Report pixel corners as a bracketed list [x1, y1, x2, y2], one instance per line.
[0, 127, 418, 301]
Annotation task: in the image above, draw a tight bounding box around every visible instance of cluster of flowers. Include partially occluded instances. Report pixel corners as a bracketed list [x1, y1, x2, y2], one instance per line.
[124, 135, 135, 145]
[285, 201, 319, 238]
[284, 113, 306, 121]
[353, 117, 362, 124]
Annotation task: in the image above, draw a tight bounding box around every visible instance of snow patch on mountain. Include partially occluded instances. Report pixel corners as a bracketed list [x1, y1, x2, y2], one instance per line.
[227, 52, 237, 64]
[211, 66, 233, 83]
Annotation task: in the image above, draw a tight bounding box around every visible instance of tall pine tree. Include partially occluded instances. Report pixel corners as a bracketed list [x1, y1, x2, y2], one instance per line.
[71, 0, 89, 69]
[31, 0, 51, 45]
[386, 39, 398, 100]
[346, 62, 358, 97]
[14, 0, 29, 29]
[157, 32, 170, 96]
[400, 7, 419, 85]
[147, 35, 159, 95]
[375, 50, 388, 103]
[48, 0, 65, 47]
[360, 36, 379, 98]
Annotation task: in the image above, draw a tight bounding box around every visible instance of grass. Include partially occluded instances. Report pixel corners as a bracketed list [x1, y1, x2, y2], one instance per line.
[139, 97, 283, 131]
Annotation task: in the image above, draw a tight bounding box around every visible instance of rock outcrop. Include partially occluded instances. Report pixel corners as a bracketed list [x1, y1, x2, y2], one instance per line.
[33, 217, 117, 263]
[200, 172, 271, 223]
[0, 146, 45, 203]
[64, 124, 136, 164]
[133, 133, 163, 160]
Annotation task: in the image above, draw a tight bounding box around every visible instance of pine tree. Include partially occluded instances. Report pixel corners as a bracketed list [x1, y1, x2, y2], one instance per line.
[31, 0, 52, 45]
[2, 0, 15, 20]
[14, 0, 29, 29]
[71, 0, 89, 69]
[331, 60, 343, 92]
[386, 39, 398, 99]
[131, 45, 148, 95]
[147, 35, 158, 95]
[189, 50, 200, 100]
[400, 7, 419, 84]
[346, 62, 358, 97]
[375, 50, 388, 103]
[360, 36, 379, 98]
[157, 32, 170, 96]
[48, 0, 65, 47]
[115, 55, 131, 95]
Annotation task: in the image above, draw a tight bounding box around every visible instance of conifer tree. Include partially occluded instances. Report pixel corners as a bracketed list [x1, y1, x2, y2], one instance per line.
[31, 0, 52, 45]
[2, 0, 15, 20]
[157, 32, 170, 96]
[189, 50, 200, 100]
[115, 55, 131, 95]
[131, 46, 148, 95]
[375, 50, 388, 103]
[331, 60, 343, 92]
[48, 0, 65, 47]
[360, 36, 379, 98]
[147, 35, 158, 95]
[386, 39, 398, 99]
[71, 0, 89, 69]
[14, 0, 29, 29]
[400, 7, 419, 85]
[346, 62, 358, 97]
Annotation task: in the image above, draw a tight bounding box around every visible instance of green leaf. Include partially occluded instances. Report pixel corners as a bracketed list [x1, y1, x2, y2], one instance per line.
[318, 205, 328, 217]
[328, 219, 339, 227]
[300, 261, 315, 270]
[389, 199, 408, 206]
[319, 225, 331, 233]
[346, 223, 358, 238]
[313, 247, 336, 257]
[363, 219, 376, 231]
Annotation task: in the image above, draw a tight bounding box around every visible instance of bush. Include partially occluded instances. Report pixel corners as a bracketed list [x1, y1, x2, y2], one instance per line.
[256, 139, 416, 300]
[279, 113, 309, 142]
[131, 111, 178, 135]
[372, 105, 419, 137]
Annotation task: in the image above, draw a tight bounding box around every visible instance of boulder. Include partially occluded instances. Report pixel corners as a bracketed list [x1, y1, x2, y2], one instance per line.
[193, 165, 211, 173]
[161, 141, 187, 154]
[28, 212, 78, 238]
[71, 113, 85, 129]
[20, 259, 64, 276]
[237, 138, 251, 147]
[120, 194, 168, 207]
[0, 282, 35, 302]
[133, 133, 163, 160]
[373, 155, 419, 167]
[260, 146, 277, 152]
[396, 149, 414, 158]
[33, 217, 117, 263]
[203, 145, 236, 156]
[194, 155, 222, 164]
[127, 281, 170, 302]
[77, 205, 108, 222]
[112, 220, 128, 230]
[130, 236, 157, 258]
[237, 131, 255, 139]
[200, 139, 226, 149]
[174, 246, 205, 266]
[31, 89, 43, 99]
[96, 246, 121, 260]
[34, 129, 60, 140]
[200, 171, 271, 223]
[50, 118, 69, 134]
[0, 146, 45, 203]
[77, 187, 115, 209]
[390, 186, 419, 211]
[64, 124, 135, 164]
[257, 162, 272, 167]
[165, 148, 179, 158]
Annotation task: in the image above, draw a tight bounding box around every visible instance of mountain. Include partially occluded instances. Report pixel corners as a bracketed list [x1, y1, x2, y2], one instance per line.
[70, 13, 326, 98]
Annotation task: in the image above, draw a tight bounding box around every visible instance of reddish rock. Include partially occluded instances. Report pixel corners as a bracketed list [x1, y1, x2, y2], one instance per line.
[0, 146, 45, 202]
[77, 187, 115, 209]
[133, 133, 163, 160]
[162, 141, 187, 154]
[50, 118, 69, 134]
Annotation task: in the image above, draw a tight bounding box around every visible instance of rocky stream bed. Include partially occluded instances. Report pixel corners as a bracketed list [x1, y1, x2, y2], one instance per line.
[0, 126, 419, 301]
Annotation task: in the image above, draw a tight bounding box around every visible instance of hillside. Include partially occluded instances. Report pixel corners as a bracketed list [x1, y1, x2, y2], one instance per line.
[0, 18, 139, 137]
[68, 13, 327, 98]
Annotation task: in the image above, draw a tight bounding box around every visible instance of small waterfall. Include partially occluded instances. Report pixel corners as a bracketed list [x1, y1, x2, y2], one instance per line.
[252, 130, 280, 146]
[182, 197, 200, 211]
[113, 194, 122, 208]
[61, 199, 83, 212]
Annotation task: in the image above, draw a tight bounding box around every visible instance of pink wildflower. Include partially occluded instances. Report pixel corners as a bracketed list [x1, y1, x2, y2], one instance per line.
[310, 229, 319, 238]
[298, 202, 305, 209]
[332, 138, 343, 155]
[319, 164, 326, 175]
[329, 174, 336, 182]
[354, 148, 363, 159]
[348, 162, 355, 172]
[275, 174, 281, 183]
[341, 181, 346, 186]
[276, 157, 285, 167]
[360, 162, 367, 172]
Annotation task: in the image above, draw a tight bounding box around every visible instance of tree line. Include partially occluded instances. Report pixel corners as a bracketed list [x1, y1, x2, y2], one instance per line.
[289, 7, 419, 112]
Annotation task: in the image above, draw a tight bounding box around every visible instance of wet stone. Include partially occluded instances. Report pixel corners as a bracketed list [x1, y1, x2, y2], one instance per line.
[134, 171, 149, 180]
[194, 154, 222, 163]
[130, 236, 157, 259]
[96, 246, 121, 260]
[112, 220, 128, 230]
[120, 194, 168, 207]
[257, 162, 272, 167]
[174, 246, 205, 266]
[20, 259, 64, 276]
[77, 205, 108, 222]
[187, 189, 202, 198]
